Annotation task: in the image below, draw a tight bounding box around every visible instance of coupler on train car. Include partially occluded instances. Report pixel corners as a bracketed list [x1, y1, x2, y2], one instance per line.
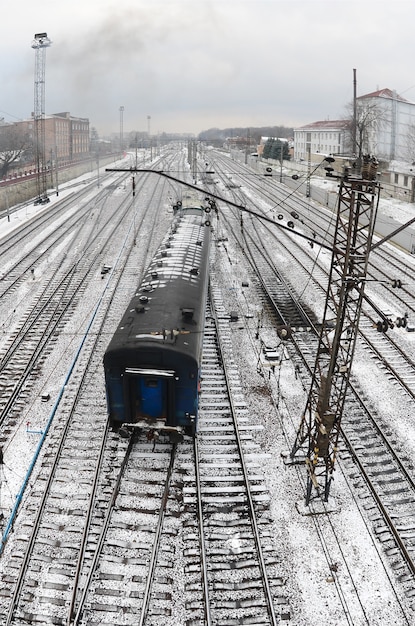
[118, 420, 185, 444]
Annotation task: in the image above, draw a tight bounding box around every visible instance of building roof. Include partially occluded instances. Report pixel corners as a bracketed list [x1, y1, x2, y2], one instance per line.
[294, 120, 350, 131]
[357, 88, 412, 103]
[261, 136, 288, 143]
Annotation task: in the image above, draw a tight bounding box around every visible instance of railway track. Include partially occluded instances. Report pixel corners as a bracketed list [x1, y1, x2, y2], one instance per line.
[0, 169, 129, 298]
[0, 153, 210, 624]
[208, 185, 415, 614]
[182, 293, 290, 625]
[0, 159, 177, 464]
[0, 181, 178, 623]
[0, 185, 151, 439]
[208, 256, 413, 623]
[2, 150, 415, 624]
[0, 282, 291, 625]
[69, 438, 182, 625]
[2, 180, 167, 624]
[210, 155, 415, 408]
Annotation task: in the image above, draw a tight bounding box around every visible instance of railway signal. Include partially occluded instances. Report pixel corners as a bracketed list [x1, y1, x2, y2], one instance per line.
[376, 314, 407, 331]
[376, 320, 389, 332]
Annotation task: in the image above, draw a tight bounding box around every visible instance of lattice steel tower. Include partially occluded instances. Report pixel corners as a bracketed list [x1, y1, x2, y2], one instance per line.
[31, 32, 51, 204]
[290, 157, 381, 506]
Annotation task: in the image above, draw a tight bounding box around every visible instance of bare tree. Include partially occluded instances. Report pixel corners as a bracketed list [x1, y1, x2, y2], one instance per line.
[404, 123, 415, 164]
[0, 123, 32, 178]
[344, 99, 389, 165]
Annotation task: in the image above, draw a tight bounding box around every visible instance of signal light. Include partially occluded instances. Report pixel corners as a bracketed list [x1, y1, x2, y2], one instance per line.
[277, 325, 292, 339]
[376, 321, 388, 332]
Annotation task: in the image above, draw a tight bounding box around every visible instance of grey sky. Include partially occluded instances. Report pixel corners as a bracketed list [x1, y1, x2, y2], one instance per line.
[1, 0, 414, 136]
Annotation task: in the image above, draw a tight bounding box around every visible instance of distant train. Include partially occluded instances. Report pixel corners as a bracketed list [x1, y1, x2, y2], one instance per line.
[103, 197, 212, 440]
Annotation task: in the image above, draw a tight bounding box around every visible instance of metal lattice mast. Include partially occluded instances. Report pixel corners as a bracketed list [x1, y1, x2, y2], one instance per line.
[31, 33, 51, 203]
[291, 157, 380, 505]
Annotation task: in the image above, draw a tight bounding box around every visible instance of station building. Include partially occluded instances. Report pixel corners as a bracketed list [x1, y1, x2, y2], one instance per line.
[21, 112, 90, 165]
[1, 112, 90, 170]
[293, 120, 349, 163]
[293, 88, 415, 199]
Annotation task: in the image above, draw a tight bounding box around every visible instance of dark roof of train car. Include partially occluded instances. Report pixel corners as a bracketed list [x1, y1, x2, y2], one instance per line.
[104, 212, 210, 363]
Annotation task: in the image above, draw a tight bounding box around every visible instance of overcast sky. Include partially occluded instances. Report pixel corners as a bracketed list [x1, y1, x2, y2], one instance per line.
[1, 0, 414, 137]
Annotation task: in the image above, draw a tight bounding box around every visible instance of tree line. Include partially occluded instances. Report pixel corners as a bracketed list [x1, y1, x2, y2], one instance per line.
[198, 125, 293, 145]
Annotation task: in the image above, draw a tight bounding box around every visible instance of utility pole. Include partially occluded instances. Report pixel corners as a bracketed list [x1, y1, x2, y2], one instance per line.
[119, 106, 124, 155]
[55, 145, 59, 195]
[290, 156, 380, 506]
[245, 128, 250, 164]
[31, 32, 51, 205]
[352, 68, 357, 159]
[306, 145, 311, 198]
[192, 141, 197, 183]
[147, 115, 151, 160]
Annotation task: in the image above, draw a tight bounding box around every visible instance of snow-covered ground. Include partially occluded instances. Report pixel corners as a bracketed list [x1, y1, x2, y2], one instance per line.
[1, 160, 415, 624]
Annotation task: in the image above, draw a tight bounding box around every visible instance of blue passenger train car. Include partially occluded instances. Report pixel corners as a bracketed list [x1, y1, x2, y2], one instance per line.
[103, 203, 211, 440]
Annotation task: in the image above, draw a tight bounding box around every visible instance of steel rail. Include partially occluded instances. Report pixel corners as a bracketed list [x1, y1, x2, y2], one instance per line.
[138, 443, 178, 626]
[69, 434, 135, 625]
[193, 434, 213, 626]
[210, 290, 279, 626]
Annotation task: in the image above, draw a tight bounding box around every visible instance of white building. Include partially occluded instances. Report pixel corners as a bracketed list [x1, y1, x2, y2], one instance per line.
[356, 88, 415, 162]
[293, 88, 415, 165]
[293, 120, 349, 162]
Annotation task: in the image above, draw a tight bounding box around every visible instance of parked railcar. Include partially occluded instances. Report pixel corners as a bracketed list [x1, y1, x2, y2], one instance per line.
[103, 203, 211, 440]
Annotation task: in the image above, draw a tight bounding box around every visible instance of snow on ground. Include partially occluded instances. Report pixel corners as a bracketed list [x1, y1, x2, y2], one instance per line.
[0, 159, 130, 518]
[211, 234, 410, 624]
[0, 158, 124, 241]
[1, 159, 415, 623]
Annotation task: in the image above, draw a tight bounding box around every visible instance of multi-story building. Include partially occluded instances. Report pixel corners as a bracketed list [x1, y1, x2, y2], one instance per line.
[62, 113, 90, 160]
[293, 120, 349, 163]
[7, 112, 90, 165]
[294, 88, 415, 165]
[355, 88, 415, 162]
[292, 88, 415, 199]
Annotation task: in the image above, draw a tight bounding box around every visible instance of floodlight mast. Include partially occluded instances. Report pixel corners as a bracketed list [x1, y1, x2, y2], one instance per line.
[290, 156, 381, 506]
[31, 32, 51, 204]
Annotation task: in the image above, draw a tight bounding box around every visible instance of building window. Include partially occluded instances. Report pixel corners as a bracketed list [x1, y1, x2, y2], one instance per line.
[404, 175, 409, 186]
[394, 173, 399, 184]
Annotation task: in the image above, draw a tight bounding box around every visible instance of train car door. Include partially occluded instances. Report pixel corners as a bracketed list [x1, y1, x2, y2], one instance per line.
[124, 368, 175, 423]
